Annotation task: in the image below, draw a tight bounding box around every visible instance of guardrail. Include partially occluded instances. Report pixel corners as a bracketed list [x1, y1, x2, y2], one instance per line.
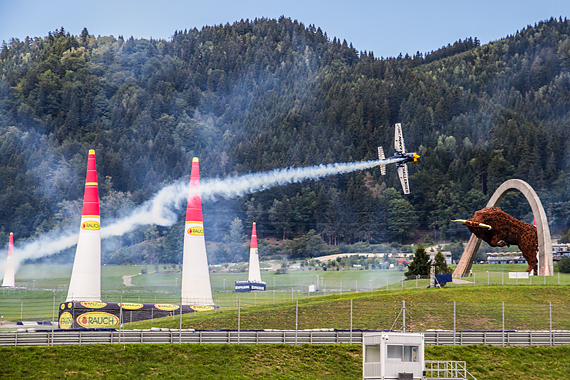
[0, 329, 364, 347]
[424, 329, 570, 346]
[1, 329, 570, 347]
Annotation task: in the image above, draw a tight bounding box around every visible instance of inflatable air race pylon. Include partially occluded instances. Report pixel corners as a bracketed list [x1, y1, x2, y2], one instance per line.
[181, 158, 214, 306]
[235, 223, 266, 292]
[66, 150, 101, 302]
[248, 223, 262, 282]
[1, 233, 15, 287]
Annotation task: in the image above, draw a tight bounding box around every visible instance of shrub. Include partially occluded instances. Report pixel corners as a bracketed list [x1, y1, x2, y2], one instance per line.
[558, 257, 570, 273]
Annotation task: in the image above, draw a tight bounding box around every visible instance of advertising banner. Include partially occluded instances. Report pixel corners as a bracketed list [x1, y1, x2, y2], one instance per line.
[58, 301, 197, 329]
[234, 280, 267, 292]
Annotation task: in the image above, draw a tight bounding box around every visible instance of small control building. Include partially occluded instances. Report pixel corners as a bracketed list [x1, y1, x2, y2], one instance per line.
[363, 332, 424, 380]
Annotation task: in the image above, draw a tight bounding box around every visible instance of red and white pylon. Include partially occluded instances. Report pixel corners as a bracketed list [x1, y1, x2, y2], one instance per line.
[1, 233, 15, 287]
[180, 158, 214, 306]
[66, 150, 101, 302]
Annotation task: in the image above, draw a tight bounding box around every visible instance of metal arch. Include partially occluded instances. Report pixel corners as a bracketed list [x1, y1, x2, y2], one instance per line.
[453, 179, 553, 278]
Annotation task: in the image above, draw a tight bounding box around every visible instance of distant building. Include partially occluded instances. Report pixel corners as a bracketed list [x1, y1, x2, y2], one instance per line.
[486, 244, 570, 265]
[426, 246, 452, 265]
[552, 243, 570, 260]
[487, 254, 528, 264]
[552, 243, 570, 252]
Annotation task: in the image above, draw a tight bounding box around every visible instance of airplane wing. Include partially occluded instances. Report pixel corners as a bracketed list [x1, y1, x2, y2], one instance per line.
[397, 163, 410, 194]
[378, 146, 386, 175]
[394, 123, 406, 154]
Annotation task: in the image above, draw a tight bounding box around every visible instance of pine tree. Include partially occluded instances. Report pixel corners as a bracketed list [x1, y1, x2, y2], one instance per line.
[405, 245, 431, 276]
[434, 250, 452, 274]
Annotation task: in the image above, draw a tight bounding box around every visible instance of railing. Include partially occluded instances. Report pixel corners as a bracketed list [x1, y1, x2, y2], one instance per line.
[0, 329, 363, 347]
[424, 329, 570, 347]
[424, 360, 478, 380]
[1, 329, 570, 347]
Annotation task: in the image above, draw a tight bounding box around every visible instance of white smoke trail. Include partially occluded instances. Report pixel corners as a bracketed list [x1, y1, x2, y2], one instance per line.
[199, 158, 397, 200]
[9, 158, 398, 268]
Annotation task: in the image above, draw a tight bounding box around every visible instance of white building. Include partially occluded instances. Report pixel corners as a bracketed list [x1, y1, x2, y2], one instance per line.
[363, 332, 424, 380]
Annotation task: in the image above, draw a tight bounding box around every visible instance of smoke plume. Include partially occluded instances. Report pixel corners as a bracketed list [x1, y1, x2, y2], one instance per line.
[8, 159, 392, 270]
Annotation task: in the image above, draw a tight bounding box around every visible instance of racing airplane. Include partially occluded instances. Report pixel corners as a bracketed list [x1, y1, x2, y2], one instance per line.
[377, 123, 420, 194]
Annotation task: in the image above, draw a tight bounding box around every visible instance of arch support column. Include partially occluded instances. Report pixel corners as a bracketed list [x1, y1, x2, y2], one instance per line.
[453, 179, 553, 278]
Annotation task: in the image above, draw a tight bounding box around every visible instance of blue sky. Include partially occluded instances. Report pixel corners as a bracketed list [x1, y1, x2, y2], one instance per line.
[1, 0, 569, 58]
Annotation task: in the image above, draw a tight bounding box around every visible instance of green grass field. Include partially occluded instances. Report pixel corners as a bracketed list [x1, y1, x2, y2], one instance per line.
[129, 286, 570, 331]
[0, 344, 569, 380]
[0, 264, 414, 322]
[10, 263, 570, 294]
[3, 264, 570, 379]
[2, 263, 570, 329]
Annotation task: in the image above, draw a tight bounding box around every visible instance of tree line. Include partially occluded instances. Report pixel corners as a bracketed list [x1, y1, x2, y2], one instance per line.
[1, 17, 570, 264]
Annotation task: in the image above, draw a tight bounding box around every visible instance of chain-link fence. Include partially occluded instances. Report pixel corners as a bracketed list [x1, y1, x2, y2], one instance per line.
[2, 271, 570, 330]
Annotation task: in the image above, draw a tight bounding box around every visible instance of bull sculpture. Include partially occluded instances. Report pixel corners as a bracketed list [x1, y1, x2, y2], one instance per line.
[453, 207, 538, 275]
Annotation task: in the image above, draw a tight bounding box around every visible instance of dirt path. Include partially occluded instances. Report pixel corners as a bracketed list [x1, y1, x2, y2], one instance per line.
[122, 275, 134, 287]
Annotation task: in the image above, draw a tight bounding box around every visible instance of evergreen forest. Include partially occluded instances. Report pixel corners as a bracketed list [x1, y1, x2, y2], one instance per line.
[1, 17, 570, 264]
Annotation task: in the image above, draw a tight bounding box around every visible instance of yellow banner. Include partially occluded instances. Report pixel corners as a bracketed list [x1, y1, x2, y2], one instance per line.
[120, 303, 143, 310]
[82, 221, 100, 230]
[190, 305, 215, 312]
[77, 312, 120, 328]
[155, 304, 179, 311]
[59, 312, 73, 330]
[80, 301, 107, 309]
[187, 226, 204, 236]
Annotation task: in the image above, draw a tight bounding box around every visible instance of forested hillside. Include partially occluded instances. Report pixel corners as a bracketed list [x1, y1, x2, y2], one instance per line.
[1, 17, 570, 264]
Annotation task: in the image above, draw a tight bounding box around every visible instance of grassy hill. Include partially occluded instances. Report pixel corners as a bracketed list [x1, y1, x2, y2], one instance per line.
[1, 344, 570, 380]
[3, 263, 570, 330]
[131, 286, 570, 331]
[3, 267, 570, 379]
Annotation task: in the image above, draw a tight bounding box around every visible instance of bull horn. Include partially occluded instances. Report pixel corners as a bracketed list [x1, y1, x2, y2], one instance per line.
[452, 219, 492, 230]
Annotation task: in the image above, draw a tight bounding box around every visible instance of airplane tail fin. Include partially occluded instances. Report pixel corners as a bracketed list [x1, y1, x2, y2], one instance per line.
[378, 147, 386, 175]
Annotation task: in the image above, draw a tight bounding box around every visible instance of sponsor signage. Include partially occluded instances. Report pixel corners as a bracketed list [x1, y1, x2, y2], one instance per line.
[190, 305, 215, 312]
[154, 304, 179, 311]
[235, 280, 250, 292]
[58, 301, 196, 328]
[77, 312, 120, 328]
[59, 312, 73, 330]
[235, 280, 267, 292]
[250, 284, 266, 291]
[82, 221, 100, 230]
[120, 303, 144, 310]
[187, 226, 204, 236]
[80, 301, 107, 309]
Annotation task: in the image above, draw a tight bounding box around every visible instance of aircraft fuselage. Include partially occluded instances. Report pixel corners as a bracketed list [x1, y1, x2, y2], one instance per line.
[394, 151, 420, 164]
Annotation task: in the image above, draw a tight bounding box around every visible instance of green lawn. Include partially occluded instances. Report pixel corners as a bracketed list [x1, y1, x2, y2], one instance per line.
[3, 264, 570, 379]
[1, 344, 569, 380]
[3, 263, 570, 329]
[129, 286, 570, 331]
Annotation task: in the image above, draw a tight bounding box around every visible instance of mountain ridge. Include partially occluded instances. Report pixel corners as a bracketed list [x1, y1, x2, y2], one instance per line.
[1, 17, 569, 263]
